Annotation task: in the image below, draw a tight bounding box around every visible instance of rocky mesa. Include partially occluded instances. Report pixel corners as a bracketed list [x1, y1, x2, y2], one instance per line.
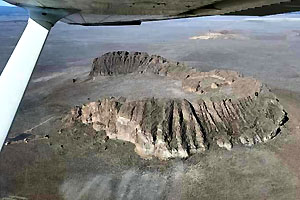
[68, 51, 288, 160]
[89, 51, 189, 77]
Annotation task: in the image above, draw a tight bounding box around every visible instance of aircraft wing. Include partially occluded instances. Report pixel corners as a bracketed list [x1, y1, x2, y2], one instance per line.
[4, 0, 300, 25]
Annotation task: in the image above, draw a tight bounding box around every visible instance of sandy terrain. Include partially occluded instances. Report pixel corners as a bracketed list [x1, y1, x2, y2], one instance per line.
[0, 13, 300, 200]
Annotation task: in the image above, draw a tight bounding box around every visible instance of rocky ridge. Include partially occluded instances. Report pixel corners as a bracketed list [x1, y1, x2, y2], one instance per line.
[90, 51, 262, 100]
[68, 51, 288, 160]
[90, 51, 190, 77]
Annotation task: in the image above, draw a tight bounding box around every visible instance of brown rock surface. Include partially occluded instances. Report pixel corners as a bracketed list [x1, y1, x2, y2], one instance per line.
[180, 69, 262, 99]
[91, 51, 262, 99]
[90, 51, 190, 77]
[71, 98, 207, 160]
[67, 51, 288, 160]
[70, 94, 286, 160]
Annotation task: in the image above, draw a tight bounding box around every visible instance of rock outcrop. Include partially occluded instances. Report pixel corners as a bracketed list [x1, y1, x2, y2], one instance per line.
[67, 51, 288, 160]
[180, 69, 263, 99]
[71, 98, 207, 160]
[90, 51, 190, 77]
[189, 30, 248, 40]
[71, 94, 286, 160]
[90, 51, 262, 99]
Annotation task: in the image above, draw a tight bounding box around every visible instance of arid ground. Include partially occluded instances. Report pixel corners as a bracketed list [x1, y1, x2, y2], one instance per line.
[1, 9, 300, 200]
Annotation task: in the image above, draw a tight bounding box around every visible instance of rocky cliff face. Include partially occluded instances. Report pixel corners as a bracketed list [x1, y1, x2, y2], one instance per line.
[90, 51, 262, 100]
[90, 51, 190, 77]
[71, 98, 207, 160]
[68, 51, 288, 160]
[71, 94, 286, 160]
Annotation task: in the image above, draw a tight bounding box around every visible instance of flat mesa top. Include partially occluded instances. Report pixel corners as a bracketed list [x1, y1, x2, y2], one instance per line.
[4, 0, 300, 25]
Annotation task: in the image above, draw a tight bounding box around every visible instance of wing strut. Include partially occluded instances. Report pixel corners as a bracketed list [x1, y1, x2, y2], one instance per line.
[0, 7, 74, 150]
